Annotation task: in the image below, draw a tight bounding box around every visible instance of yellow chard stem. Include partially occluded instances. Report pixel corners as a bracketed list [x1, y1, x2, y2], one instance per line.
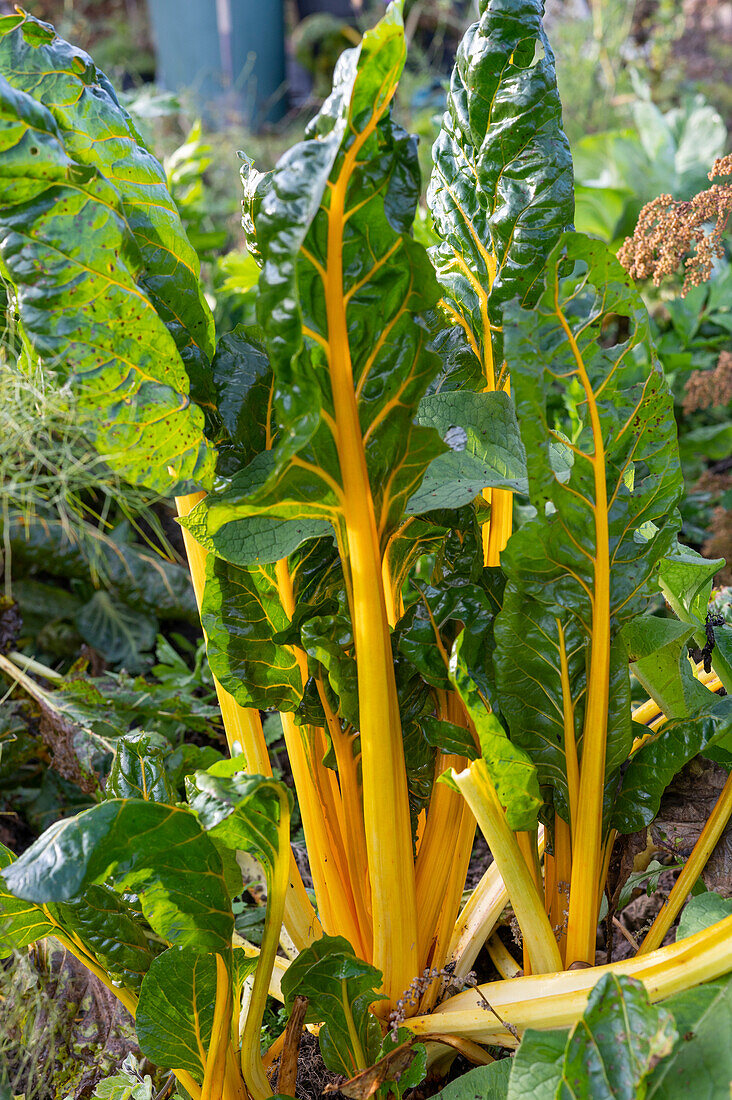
[556, 306, 611, 968]
[175, 493, 321, 953]
[324, 104, 418, 1004]
[639, 767, 732, 955]
[453, 762, 562, 974]
[201, 954, 234, 1100]
[447, 860, 508, 981]
[408, 913, 732, 1047]
[240, 791, 292, 1100]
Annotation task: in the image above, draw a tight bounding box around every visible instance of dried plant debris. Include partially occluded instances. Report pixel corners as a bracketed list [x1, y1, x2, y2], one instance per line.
[683, 350, 732, 414]
[618, 154, 732, 293]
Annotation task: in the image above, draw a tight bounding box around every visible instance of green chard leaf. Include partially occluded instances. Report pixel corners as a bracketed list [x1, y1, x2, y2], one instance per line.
[135, 947, 219, 1084]
[509, 975, 677, 1100]
[614, 696, 732, 831]
[438, 1061, 511, 1100]
[56, 884, 154, 992]
[281, 934, 385, 1078]
[622, 616, 706, 721]
[106, 734, 175, 803]
[0, 12, 215, 398]
[494, 232, 684, 824]
[645, 976, 732, 1099]
[428, 0, 573, 382]
[0, 20, 214, 494]
[185, 763, 292, 887]
[185, 2, 444, 557]
[0, 800, 233, 952]
[676, 892, 732, 941]
[0, 842, 57, 955]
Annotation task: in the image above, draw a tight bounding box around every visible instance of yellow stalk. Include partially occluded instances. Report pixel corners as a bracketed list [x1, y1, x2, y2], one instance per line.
[273, 557, 367, 954]
[316, 678, 374, 956]
[235, 936, 289, 1002]
[486, 932, 522, 979]
[175, 493, 321, 952]
[323, 87, 418, 1004]
[201, 954, 233, 1100]
[453, 762, 562, 974]
[240, 790, 292, 1099]
[418, 800, 476, 1014]
[639, 768, 732, 955]
[416, 752, 472, 968]
[447, 860, 508, 981]
[408, 913, 732, 1047]
[557, 304, 611, 968]
[555, 619, 580, 833]
[547, 814, 572, 965]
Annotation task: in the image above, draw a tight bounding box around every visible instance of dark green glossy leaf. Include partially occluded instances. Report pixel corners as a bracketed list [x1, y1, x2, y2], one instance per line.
[646, 976, 732, 1099]
[281, 935, 385, 1078]
[450, 630, 541, 831]
[1, 800, 233, 952]
[428, 0, 573, 381]
[614, 697, 732, 831]
[57, 884, 154, 992]
[398, 580, 494, 691]
[211, 324, 271, 457]
[300, 611, 359, 728]
[201, 555, 302, 713]
[135, 947, 217, 1083]
[438, 1060, 510, 1100]
[0, 12, 215, 401]
[107, 733, 174, 803]
[557, 975, 676, 1100]
[191, 4, 444, 553]
[421, 717, 478, 761]
[495, 233, 683, 825]
[0, 842, 56, 956]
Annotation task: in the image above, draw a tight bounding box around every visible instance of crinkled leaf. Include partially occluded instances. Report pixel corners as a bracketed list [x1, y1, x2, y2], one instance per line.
[107, 733, 174, 803]
[135, 947, 218, 1084]
[428, 0, 573, 381]
[676, 892, 732, 942]
[659, 542, 725, 626]
[421, 717, 478, 761]
[0, 12, 215, 400]
[1, 800, 232, 952]
[0, 74, 214, 493]
[185, 763, 292, 888]
[281, 934, 385, 1078]
[450, 630, 541, 831]
[398, 580, 494, 691]
[201, 555, 302, 713]
[614, 697, 732, 831]
[495, 233, 683, 825]
[194, 4, 444, 552]
[211, 324, 271, 457]
[645, 976, 732, 1099]
[556, 974, 676, 1100]
[408, 391, 528, 514]
[57, 884, 154, 992]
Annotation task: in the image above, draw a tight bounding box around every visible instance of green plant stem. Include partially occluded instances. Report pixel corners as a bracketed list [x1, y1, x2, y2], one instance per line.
[240, 791, 291, 1099]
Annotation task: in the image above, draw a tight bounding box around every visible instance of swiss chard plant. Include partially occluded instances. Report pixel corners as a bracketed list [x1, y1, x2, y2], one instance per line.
[1, 3, 732, 1099]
